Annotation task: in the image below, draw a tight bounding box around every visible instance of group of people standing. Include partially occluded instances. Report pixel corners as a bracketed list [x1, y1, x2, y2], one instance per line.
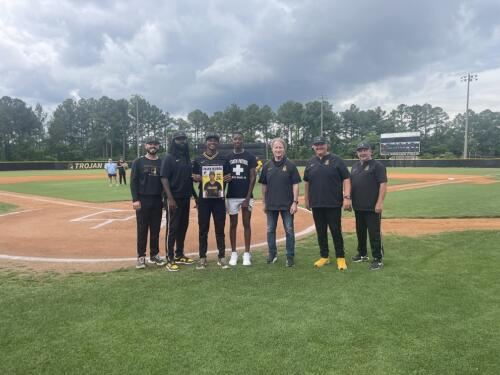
[104, 158, 128, 186]
[130, 131, 387, 272]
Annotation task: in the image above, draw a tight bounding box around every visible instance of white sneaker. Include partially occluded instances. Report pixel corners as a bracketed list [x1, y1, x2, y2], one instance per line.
[242, 252, 252, 266]
[229, 252, 238, 266]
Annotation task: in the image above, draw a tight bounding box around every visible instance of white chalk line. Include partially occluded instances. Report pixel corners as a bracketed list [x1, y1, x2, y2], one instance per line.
[0, 208, 42, 218]
[0, 191, 124, 212]
[0, 206, 315, 263]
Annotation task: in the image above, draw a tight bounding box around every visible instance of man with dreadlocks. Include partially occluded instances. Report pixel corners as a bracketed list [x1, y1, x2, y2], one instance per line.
[160, 131, 196, 271]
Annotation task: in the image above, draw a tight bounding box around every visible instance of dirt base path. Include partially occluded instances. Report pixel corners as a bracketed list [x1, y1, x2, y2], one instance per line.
[1, 172, 499, 272]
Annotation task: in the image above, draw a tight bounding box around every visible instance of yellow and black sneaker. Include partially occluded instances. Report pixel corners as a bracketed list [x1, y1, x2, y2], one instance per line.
[175, 256, 195, 265]
[314, 257, 330, 268]
[336, 257, 347, 271]
[165, 262, 180, 272]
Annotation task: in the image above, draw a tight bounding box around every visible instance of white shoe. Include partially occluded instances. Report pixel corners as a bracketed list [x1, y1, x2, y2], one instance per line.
[229, 252, 238, 266]
[242, 252, 252, 266]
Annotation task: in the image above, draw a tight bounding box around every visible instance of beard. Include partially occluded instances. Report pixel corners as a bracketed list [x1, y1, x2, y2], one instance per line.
[147, 147, 158, 155]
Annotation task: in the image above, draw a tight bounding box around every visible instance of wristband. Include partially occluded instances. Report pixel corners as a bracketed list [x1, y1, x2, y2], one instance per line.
[293, 200, 299, 204]
[343, 195, 351, 200]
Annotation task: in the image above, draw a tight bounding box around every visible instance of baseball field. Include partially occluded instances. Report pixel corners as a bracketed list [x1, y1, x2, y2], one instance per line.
[1, 167, 499, 374]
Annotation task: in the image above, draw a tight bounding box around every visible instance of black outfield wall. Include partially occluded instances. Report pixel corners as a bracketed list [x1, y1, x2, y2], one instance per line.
[1, 159, 500, 171]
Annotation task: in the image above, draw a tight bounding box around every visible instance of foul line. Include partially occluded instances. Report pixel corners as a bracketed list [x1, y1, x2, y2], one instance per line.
[0, 191, 125, 212]
[0, 208, 41, 218]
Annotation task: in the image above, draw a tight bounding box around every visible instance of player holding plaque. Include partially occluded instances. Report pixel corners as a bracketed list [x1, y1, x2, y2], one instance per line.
[192, 133, 231, 269]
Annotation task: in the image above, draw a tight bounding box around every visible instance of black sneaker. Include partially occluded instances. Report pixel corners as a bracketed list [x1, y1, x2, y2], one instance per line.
[148, 254, 166, 266]
[266, 253, 278, 264]
[175, 256, 195, 265]
[352, 254, 369, 263]
[286, 256, 295, 267]
[369, 259, 383, 271]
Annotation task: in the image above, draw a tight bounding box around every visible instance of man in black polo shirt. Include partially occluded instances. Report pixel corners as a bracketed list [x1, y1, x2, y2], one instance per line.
[192, 133, 232, 269]
[130, 136, 166, 269]
[259, 137, 301, 267]
[226, 131, 257, 267]
[350, 142, 388, 270]
[304, 136, 351, 270]
[160, 131, 196, 272]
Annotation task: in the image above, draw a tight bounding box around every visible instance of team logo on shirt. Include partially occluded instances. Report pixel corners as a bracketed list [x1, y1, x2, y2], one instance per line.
[324, 159, 329, 166]
[282, 166, 287, 172]
[364, 164, 370, 171]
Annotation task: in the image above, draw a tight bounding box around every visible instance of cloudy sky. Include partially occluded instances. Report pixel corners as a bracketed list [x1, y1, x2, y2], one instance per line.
[1, 0, 499, 117]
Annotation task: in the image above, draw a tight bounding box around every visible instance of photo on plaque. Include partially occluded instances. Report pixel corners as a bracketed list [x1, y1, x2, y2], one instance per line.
[202, 165, 224, 198]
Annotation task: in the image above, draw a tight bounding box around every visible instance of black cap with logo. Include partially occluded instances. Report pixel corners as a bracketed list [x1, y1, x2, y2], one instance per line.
[145, 136, 160, 145]
[356, 142, 372, 150]
[312, 136, 327, 145]
[172, 131, 187, 140]
[205, 132, 220, 141]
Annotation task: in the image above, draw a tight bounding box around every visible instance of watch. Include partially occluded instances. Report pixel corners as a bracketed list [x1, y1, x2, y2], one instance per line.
[293, 200, 299, 204]
[343, 195, 351, 200]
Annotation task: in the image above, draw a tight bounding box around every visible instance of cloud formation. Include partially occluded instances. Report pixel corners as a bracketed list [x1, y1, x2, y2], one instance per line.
[1, 0, 499, 116]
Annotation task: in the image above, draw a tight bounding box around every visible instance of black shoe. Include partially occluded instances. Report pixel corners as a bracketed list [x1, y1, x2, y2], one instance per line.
[175, 256, 195, 265]
[369, 259, 383, 271]
[286, 256, 295, 267]
[148, 254, 166, 266]
[267, 253, 278, 264]
[352, 254, 369, 262]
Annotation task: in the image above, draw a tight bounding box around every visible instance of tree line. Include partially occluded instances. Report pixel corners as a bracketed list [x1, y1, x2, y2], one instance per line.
[1, 95, 499, 161]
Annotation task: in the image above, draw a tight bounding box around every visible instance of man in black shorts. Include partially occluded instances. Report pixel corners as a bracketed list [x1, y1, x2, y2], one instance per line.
[130, 136, 166, 269]
[192, 133, 232, 269]
[304, 136, 351, 270]
[160, 131, 196, 272]
[350, 142, 388, 271]
[226, 131, 257, 266]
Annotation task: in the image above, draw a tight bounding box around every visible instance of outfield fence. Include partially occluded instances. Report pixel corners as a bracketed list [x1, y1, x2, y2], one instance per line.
[1, 158, 500, 171]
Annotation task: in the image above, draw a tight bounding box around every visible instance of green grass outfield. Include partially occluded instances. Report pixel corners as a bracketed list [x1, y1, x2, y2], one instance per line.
[1, 231, 499, 374]
[0, 175, 416, 203]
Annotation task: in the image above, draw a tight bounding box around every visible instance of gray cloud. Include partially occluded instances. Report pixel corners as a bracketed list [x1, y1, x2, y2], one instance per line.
[1, 0, 499, 116]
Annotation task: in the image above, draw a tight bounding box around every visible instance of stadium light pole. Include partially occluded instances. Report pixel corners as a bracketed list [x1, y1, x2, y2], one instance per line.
[320, 94, 327, 136]
[460, 73, 478, 159]
[135, 96, 140, 158]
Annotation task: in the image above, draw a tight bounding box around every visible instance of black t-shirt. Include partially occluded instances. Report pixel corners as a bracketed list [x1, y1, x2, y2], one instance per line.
[130, 157, 163, 201]
[117, 161, 127, 173]
[226, 150, 257, 199]
[258, 157, 302, 211]
[160, 154, 192, 199]
[350, 159, 388, 211]
[204, 181, 223, 198]
[303, 154, 350, 208]
[193, 152, 230, 200]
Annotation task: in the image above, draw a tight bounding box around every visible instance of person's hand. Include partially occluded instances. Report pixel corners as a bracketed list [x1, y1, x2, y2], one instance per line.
[375, 202, 383, 213]
[168, 198, 177, 211]
[192, 174, 201, 182]
[290, 202, 298, 215]
[132, 201, 141, 210]
[223, 174, 232, 182]
[241, 198, 250, 209]
[343, 198, 352, 211]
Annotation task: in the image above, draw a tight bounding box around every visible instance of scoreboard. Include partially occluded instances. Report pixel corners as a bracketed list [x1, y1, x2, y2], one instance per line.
[380, 132, 420, 156]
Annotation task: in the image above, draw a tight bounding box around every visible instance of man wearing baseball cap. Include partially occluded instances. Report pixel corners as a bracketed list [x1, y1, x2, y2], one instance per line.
[130, 136, 166, 269]
[350, 141, 388, 270]
[160, 131, 196, 272]
[192, 132, 232, 269]
[304, 136, 351, 270]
